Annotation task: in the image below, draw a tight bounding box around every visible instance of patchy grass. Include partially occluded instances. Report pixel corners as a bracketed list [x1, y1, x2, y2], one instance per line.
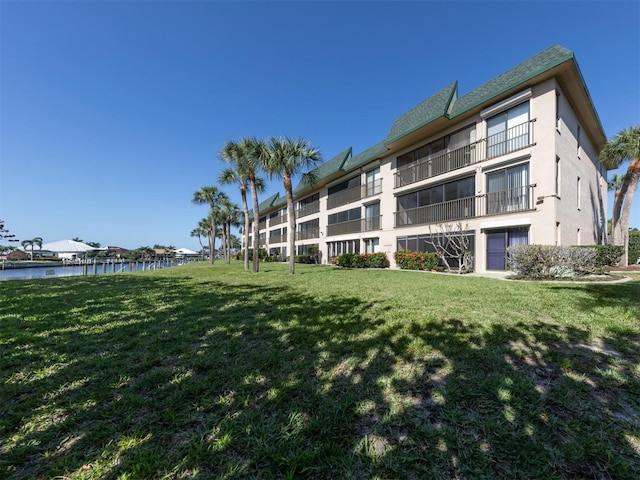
[1, 262, 639, 479]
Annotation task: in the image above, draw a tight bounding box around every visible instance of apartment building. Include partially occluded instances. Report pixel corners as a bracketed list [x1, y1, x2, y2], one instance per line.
[246, 45, 608, 273]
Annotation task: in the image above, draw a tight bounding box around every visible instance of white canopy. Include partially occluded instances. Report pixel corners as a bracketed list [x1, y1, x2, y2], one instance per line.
[39, 239, 101, 253]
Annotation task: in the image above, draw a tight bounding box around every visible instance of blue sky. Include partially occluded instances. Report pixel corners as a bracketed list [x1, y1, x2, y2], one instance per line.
[1, 0, 639, 251]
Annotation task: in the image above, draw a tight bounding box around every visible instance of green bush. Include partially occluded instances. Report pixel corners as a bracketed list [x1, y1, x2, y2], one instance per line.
[506, 245, 598, 278]
[335, 253, 388, 269]
[294, 255, 314, 264]
[394, 251, 439, 271]
[581, 244, 623, 270]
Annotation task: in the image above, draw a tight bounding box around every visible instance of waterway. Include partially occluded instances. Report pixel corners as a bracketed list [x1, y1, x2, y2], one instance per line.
[0, 260, 182, 281]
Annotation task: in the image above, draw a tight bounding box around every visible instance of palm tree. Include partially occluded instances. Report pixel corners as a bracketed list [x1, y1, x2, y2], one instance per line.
[190, 225, 207, 261]
[192, 186, 229, 264]
[21, 237, 43, 260]
[264, 137, 321, 274]
[219, 141, 266, 271]
[600, 125, 640, 266]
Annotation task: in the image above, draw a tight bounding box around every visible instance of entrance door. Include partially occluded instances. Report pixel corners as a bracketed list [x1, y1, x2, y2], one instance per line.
[486, 227, 529, 270]
[487, 232, 506, 270]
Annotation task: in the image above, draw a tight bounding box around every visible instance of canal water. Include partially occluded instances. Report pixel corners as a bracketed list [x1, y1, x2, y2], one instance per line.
[0, 260, 179, 281]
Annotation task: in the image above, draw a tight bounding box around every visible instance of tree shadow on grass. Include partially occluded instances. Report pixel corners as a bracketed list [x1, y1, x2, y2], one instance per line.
[1, 271, 639, 479]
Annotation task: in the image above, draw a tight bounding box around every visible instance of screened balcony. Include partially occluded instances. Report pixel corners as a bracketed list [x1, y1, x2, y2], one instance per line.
[269, 234, 287, 244]
[296, 228, 320, 241]
[394, 119, 535, 188]
[326, 216, 382, 237]
[395, 185, 535, 227]
[297, 200, 320, 218]
[269, 214, 288, 227]
[327, 185, 362, 209]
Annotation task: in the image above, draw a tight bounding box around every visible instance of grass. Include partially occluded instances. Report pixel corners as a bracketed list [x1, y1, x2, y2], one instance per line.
[1, 262, 639, 479]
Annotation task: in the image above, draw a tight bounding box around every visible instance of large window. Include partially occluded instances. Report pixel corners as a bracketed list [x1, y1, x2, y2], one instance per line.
[396, 176, 475, 226]
[365, 203, 381, 231]
[328, 207, 361, 225]
[486, 102, 529, 158]
[328, 240, 360, 257]
[397, 232, 475, 269]
[486, 164, 529, 214]
[365, 167, 382, 196]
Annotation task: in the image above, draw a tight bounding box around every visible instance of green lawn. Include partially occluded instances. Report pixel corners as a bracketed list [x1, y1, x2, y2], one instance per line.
[1, 262, 639, 479]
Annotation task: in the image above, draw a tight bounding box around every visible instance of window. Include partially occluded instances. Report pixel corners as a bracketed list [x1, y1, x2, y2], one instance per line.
[328, 207, 361, 225]
[328, 240, 360, 257]
[577, 177, 581, 210]
[577, 125, 581, 157]
[297, 243, 319, 256]
[365, 238, 380, 253]
[397, 232, 475, 269]
[487, 164, 529, 214]
[365, 167, 382, 196]
[555, 156, 561, 196]
[555, 93, 560, 130]
[365, 203, 381, 231]
[486, 102, 530, 158]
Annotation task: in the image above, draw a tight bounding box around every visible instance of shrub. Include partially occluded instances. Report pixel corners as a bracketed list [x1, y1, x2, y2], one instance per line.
[335, 253, 389, 269]
[507, 245, 597, 278]
[581, 244, 623, 272]
[294, 255, 314, 264]
[394, 251, 439, 271]
[629, 231, 640, 264]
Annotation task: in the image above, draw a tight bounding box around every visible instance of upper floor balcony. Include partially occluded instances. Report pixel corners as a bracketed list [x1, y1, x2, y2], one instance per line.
[395, 120, 535, 188]
[327, 180, 383, 210]
[326, 216, 382, 237]
[297, 200, 320, 218]
[268, 234, 287, 244]
[394, 185, 535, 227]
[269, 214, 288, 227]
[296, 228, 320, 241]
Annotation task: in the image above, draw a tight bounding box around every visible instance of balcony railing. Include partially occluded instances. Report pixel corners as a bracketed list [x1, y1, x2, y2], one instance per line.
[296, 228, 320, 241]
[268, 234, 287, 244]
[394, 120, 535, 188]
[269, 214, 288, 227]
[327, 185, 362, 209]
[394, 185, 535, 227]
[486, 121, 532, 159]
[326, 216, 382, 237]
[258, 220, 267, 230]
[297, 201, 320, 218]
[259, 238, 267, 246]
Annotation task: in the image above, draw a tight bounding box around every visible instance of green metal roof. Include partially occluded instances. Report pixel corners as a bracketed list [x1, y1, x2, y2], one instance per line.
[384, 82, 458, 144]
[257, 193, 279, 213]
[293, 147, 352, 193]
[449, 45, 574, 117]
[342, 140, 388, 172]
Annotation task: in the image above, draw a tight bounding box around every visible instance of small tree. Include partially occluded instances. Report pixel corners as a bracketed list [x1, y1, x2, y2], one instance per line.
[426, 222, 474, 274]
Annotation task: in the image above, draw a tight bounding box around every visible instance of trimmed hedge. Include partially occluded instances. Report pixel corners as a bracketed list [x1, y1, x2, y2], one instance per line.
[336, 252, 388, 268]
[394, 251, 439, 271]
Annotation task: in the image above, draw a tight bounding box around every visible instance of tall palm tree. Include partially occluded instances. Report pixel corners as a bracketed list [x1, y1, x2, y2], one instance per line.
[264, 136, 321, 274]
[21, 237, 43, 260]
[600, 125, 640, 266]
[219, 141, 266, 271]
[190, 225, 207, 261]
[192, 186, 229, 264]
